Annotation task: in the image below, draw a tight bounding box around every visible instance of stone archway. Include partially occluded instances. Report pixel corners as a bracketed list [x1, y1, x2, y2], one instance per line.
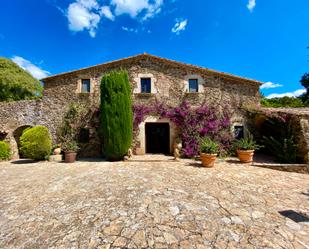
[13, 125, 32, 158]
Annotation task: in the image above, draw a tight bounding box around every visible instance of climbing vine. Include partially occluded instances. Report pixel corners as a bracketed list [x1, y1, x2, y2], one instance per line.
[133, 101, 234, 157]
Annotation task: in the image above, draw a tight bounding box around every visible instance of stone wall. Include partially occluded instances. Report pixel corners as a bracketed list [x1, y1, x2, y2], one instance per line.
[0, 56, 260, 158]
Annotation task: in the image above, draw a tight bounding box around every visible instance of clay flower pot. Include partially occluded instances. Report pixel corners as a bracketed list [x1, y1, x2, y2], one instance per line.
[64, 151, 77, 163]
[237, 150, 254, 163]
[200, 153, 217, 168]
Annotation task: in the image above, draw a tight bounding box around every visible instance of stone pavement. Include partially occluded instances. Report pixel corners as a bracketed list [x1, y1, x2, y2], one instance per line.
[0, 156, 308, 249]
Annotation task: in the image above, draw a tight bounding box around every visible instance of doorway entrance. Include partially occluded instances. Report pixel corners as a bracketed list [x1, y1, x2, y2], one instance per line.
[145, 123, 170, 154]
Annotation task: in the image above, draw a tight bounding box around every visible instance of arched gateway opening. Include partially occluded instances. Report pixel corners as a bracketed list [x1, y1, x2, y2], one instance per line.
[13, 125, 32, 158]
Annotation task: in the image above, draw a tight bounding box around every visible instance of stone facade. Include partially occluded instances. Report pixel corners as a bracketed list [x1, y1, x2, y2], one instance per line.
[0, 54, 261, 158]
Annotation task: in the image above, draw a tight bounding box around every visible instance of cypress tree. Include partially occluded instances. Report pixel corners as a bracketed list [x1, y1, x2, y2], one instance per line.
[100, 70, 133, 161]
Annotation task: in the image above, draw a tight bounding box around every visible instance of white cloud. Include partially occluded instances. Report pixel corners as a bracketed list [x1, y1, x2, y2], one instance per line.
[266, 89, 306, 99]
[121, 26, 138, 33]
[101, 6, 115, 21]
[65, 0, 164, 37]
[67, 0, 101, 37]
[11, 56, 50, 80]
[260, 81, 283, 89]
[171, 19, 187, 34]
[142, 0, 163, 20]
[111, 0, 163, 19]
[247, 0, 256, 12]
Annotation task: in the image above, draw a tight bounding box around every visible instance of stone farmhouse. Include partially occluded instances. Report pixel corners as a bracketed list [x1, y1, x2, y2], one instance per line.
[0, 53, 261, 158]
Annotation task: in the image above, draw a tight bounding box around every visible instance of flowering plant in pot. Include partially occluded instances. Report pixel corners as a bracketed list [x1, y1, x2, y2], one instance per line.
[234, 134, 261, 163]
[62, 140, 79, 163]
[199, 137, 219, 167]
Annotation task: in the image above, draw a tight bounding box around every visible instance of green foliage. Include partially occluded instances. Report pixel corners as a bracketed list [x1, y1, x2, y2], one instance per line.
[300, 73, 309, 90]
[234, 134, 261, 151]
[20, 126, 52, 160]
[61, 141, 79, 152]
[300, 73, 309, 103]
[100, 70, 133, 161]
[57, 103, 88, 152]
[261, 97, 305, 108]
[199, 137, 219, 154]
[262, 136, 297, 163]
[0, 141, 11, 160]
[0, 57, 43, 102]
[259, 117, 299, 163]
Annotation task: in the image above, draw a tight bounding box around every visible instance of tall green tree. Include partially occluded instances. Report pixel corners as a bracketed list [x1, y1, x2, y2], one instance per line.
[300, 73, 309, 101]
[100, 70, 133, 161]
[0, 57, 43, 101]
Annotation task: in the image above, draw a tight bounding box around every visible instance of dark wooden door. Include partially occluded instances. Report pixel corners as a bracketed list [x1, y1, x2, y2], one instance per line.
[145, 123, 170, 154]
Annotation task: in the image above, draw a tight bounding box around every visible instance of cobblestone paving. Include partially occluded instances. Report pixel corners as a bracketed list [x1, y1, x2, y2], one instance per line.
[0, 156, 309, 249]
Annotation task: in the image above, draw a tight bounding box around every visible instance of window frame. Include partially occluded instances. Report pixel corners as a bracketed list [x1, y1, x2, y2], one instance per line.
[188, 78, 199, 93]
[140, 77, 152, 93]
[81, 79, 91, 93]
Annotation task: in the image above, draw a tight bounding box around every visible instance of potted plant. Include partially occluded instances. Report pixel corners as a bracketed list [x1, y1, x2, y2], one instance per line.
[199, 137, 219, 167]
[234, 134, 260, 163]
[62, 141, 79, 163]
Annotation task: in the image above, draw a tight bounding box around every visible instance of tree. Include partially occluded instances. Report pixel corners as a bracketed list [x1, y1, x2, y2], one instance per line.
[261, 96, 305, 108]
[300, 73, 309, 97]
[100, 70, 133, 161]
[0, 57, 43, 101]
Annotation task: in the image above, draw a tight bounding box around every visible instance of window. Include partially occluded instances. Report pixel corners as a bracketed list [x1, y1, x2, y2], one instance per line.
[79, 128, 90, 143]
[234, 126, 244, 140]
[141, 78, 151, 93]
[0, 132, 7, 141]
[189, 79, 198, 93]
[81, 79, 91, 93]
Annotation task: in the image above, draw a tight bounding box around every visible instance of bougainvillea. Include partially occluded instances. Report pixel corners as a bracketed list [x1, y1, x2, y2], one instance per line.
[133, 100, 234, 157]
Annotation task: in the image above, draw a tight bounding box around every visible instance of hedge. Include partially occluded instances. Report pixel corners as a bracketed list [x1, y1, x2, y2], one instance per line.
[20, 126, 52, 160]
[100, 70, 133, 161]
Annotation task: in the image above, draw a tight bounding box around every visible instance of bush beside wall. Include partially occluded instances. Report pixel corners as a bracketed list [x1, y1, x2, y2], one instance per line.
[20, 126, 52, 160]
[0, 141, 11, 160]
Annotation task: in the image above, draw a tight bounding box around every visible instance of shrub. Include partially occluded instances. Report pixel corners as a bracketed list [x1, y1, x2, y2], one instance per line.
[57, 103, 88, 153]
[61, 141, 79, 152]
[100, 70, 133, 161]
[234, 134, 261, 151]
[262, 136, 297, 163]
[0, 141, 11, 160]
[20, 126, 52, 160]
[199, 137, 219, 154]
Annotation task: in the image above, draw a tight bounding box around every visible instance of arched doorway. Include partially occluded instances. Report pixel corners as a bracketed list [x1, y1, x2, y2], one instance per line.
[13, 125, 32, 158]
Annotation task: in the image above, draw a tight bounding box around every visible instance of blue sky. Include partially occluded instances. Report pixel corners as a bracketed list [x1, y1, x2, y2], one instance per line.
[0, 0, 308, 98]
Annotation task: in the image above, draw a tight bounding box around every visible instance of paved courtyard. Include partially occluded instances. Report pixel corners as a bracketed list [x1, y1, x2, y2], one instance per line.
[0, 156, 309, 249]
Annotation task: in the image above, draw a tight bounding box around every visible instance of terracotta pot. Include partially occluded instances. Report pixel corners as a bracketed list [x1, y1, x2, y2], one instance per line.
[237, 150, 254, 163]
[53, 148, 61, 155]
[64, 151, 77, 163]
[200, 153, 217, 168]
